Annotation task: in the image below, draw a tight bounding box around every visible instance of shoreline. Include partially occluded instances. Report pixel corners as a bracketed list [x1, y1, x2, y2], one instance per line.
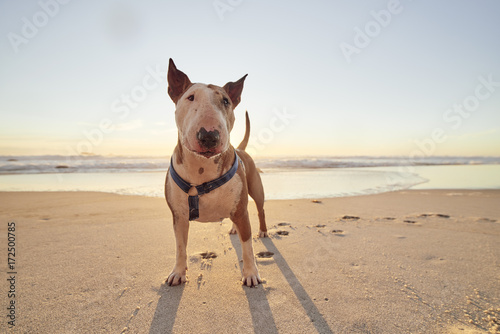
[1, 190, 499, 333]
[1, 164, 500, 200]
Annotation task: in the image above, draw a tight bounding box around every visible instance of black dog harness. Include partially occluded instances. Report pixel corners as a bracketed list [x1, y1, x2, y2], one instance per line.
[169, 151, 239, 221]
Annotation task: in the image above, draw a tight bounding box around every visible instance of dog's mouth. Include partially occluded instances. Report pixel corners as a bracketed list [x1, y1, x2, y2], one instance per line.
[191, 148, 222, 159]
[183, 140, 224, 159]
[198, 150, 217, 158]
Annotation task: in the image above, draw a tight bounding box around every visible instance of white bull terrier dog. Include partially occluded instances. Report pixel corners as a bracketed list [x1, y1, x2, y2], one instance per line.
[164, 59, 268, 287]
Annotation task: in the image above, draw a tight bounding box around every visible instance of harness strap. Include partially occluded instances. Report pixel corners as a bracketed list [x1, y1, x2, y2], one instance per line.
[169, 151, 239, 220]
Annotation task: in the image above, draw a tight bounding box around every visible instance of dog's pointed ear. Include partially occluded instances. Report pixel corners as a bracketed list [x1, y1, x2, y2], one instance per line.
[223, 74, 247, 108]
[167, 58, 192, 104]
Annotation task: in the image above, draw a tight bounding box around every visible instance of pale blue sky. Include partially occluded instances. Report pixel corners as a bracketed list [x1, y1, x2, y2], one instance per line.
[1, 0, 499, 157]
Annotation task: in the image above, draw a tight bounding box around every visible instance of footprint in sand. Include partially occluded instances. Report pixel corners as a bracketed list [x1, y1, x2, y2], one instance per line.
[423, 255, 445, 262]
[307, 224, 326, 228]
[277, 222, 291, 226]
[418, 213, 450, 218]
[196, 274, 205, 289]
[404, 220, 416, 224]
[275, 230, 289, 236]
[199, 251, 217, 259]
[256, 251, 274, 258]
[341, 215, 360, 220]
[331, 229, 344, 235]
[476, 218, 497, 223]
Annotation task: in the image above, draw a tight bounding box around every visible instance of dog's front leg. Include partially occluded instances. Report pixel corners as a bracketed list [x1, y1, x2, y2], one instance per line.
[240, 236, 261, 287]
[167, 215, 189, 286]
[231, 212, 261, 287]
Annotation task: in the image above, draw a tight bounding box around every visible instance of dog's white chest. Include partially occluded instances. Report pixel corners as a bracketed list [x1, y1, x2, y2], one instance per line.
[196, 174, 243, 222]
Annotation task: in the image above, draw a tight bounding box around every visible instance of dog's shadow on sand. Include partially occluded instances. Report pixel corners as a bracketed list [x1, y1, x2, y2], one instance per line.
[231, 235, 333, 334]
[149, 281, 184, 334]
[148, 235, 332, 333]
[230, 235, 279, 333]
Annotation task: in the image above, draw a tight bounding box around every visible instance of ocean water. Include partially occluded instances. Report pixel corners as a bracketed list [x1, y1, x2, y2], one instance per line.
[2, 155, 499, 175]
[0, 155, 499, 200]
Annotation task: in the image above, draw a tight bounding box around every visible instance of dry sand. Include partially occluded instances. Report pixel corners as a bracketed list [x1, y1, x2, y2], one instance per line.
[1, 190, 499, 333]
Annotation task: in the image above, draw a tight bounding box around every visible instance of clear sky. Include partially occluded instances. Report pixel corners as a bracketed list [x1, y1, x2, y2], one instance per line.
[1, 0, 499, 157]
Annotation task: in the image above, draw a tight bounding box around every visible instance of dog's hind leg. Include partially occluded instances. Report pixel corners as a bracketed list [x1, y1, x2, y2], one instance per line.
[247, 173, 268, 237]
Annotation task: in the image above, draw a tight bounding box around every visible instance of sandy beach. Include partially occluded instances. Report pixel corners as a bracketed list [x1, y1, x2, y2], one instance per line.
[1, 190, 499, 333]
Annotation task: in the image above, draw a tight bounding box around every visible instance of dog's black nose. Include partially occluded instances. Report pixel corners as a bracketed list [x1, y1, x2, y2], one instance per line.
[197, 128, 220, 149]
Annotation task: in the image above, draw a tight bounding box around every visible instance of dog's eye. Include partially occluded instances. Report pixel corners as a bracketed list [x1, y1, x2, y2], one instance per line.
[187, 95, 194, 101]
[222, 97, 229, 106]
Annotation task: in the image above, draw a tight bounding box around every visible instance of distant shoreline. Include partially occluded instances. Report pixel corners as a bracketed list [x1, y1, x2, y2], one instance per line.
[0, 164, 499, 200]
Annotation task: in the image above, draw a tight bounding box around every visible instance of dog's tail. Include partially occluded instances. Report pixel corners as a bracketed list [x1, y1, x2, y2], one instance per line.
[237, 111, 250, 151]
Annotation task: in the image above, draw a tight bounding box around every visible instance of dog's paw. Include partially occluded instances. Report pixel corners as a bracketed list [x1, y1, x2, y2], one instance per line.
[167, 268, 187, 286]
[242, 273, 261, 287]
[258, 230, 268, 238]
[242, 266, 262, 287]
[228, 224, 238, 235]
